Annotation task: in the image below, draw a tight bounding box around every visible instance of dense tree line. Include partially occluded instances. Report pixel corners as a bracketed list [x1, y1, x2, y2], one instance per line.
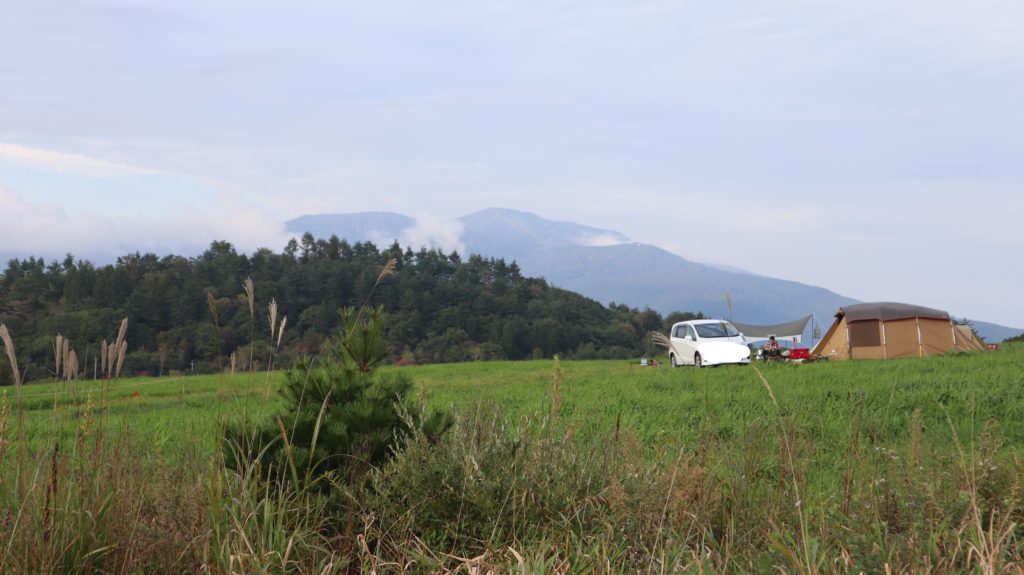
[0, 236, 702, 384]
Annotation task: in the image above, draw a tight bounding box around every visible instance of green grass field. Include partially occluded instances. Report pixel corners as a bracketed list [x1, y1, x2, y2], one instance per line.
[5, 344, 1024, 573]
[12, 344, 1024, 481]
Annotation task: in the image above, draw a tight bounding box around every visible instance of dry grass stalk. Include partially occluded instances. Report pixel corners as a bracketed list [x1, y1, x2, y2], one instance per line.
[264, 303, 286, 401]
[100, 318, 130, 378]
[243, 277, 255, 319]
[54, 334, 64, 378]
[101, 339, 108, 376]
[107, 341, 117, 377]
[0, 324, 22, 388]
[243, 277, 256, 384]
[115, 340, 128, 379]
[373, 258, 397, 289]
[551, 356, 562, 428]
[944, 410, 1019, 574]
[276, 316, 287, 351]
[61, 338, 70, 378]
[649, 331, 672, 351]
[207, 292, 219, 325]
[0, 392, 9, 460]
[268, 298, 278, 342]
[114, 317, 128, 352]
[230, 351, 237, 375]
[352, 259, 399, 326]
[67, 350, 78, 382]
[77, 390, 95, 439]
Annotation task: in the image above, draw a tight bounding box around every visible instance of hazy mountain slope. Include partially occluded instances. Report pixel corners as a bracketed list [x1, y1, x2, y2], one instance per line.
[285, 208, 1020, 341]
[287, 212, 414, 244]
[969, 321, 1021, 344]
[455, 209, 855, 323]
[503, 242, 859, 324]
[458, 207, 630, 258]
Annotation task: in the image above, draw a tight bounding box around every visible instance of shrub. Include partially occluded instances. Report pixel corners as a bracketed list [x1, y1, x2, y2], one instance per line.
[225, 306, 448, 496]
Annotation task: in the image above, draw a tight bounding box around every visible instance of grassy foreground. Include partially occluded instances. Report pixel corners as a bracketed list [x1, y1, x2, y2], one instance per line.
[3, 345, 1024, 573]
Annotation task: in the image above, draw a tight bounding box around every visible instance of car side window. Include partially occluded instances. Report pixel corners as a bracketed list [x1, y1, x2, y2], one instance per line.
[687, 326, 697, 340]
[673, 325, 684, 338]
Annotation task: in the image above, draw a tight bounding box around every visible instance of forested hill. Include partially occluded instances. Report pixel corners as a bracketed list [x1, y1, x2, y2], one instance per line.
[0, 238, 699, 384]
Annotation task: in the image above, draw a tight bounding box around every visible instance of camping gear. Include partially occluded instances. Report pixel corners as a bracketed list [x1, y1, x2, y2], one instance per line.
[788, 348, 810, 361]
[811, 302, 984, 360]
[952, 324, 986, 352]
[731, 315, 812, 344]
[755, 347, 810, 363]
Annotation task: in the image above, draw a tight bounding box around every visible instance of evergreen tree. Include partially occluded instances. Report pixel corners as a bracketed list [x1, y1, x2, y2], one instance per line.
[227, 306, 449, 491]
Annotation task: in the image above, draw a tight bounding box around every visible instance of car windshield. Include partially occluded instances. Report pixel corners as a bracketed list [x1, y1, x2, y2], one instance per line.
[695, 322, 739, 338]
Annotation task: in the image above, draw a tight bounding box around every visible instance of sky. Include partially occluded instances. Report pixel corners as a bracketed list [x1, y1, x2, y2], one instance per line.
[1, 0, 1022, 326]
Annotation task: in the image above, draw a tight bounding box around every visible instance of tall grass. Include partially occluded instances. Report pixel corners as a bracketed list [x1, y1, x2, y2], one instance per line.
[2, 321, 208, 573]
[3, 302, 1024, 573]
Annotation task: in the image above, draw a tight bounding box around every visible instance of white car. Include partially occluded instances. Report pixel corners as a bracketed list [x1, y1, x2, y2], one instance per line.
[668, 320, 751, 368]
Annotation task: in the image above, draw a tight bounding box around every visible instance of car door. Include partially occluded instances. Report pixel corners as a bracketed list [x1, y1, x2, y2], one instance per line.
[672, 324, 697, 365]
[670, 324, 691, 365]
[683, 325, 699, 363]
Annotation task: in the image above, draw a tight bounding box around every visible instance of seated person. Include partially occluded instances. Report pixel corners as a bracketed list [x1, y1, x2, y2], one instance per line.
[763, 336, 782, 358]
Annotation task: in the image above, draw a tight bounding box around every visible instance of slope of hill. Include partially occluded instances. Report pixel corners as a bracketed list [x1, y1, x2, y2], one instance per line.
[968, 321, 1021, 344]
[285, 208, 1020, 341]
[287, 208, 857, 324]
[0, 242, 678, 383]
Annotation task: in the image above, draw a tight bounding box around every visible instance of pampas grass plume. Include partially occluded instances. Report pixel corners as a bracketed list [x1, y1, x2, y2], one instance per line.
[115, 317, 128, 352]
[243, 277, 255, 319]
[268, 298, 278, 341]
[116, 340, 128, 379]
[0, 324, 21, 387]
[276, 316, 287, 350]
[54, 334, 64, 377]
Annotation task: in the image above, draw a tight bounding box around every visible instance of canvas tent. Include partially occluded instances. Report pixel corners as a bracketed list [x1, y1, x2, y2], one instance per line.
[952, 324, 986, 352]
[811, 302, 983, 360]
[731, 315, 812, 345]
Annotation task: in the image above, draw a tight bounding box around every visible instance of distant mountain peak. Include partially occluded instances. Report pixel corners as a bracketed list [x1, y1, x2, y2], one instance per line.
[458, 208, 630, 255]
[282, 208, 1019, 340]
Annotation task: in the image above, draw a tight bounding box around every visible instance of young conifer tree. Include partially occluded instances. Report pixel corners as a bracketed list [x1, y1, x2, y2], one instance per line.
[228, 306, 448, 491]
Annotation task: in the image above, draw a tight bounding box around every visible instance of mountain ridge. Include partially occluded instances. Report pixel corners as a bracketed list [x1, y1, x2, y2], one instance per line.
[285, 208, 1022, 342]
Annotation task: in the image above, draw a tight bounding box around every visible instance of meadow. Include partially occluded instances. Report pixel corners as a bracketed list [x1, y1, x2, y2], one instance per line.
[3, 345, 1024, 573]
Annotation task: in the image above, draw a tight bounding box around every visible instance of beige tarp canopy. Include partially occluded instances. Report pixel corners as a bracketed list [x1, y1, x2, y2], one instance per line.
[731, 315, 812, 344]
[811, 302, 985, 360]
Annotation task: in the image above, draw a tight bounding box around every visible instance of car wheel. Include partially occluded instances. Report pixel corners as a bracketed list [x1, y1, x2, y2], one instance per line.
[694, 352, 703, 368]
[670, 354, 678, 368]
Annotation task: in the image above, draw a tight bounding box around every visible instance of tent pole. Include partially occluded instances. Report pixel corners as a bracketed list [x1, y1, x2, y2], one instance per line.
[844, 319, 851, 359]
[881, 321, 888, 360]
[915, 317, 923, 357]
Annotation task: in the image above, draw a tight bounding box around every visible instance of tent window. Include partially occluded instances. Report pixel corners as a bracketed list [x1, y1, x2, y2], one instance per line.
[848, 320, 881, 347]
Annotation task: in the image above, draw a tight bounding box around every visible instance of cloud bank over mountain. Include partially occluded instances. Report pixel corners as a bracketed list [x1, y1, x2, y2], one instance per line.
[0, 187, 288, 263]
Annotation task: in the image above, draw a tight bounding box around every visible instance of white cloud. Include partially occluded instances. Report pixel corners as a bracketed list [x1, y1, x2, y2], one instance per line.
[0, 142, 155, 178]
[0, 187, 289, 262]
[578, 233, 627, 247]
[399, 216, 466, 254]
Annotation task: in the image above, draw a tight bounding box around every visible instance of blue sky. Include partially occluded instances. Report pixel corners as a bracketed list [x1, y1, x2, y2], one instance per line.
[1, 0, 1022, 326]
